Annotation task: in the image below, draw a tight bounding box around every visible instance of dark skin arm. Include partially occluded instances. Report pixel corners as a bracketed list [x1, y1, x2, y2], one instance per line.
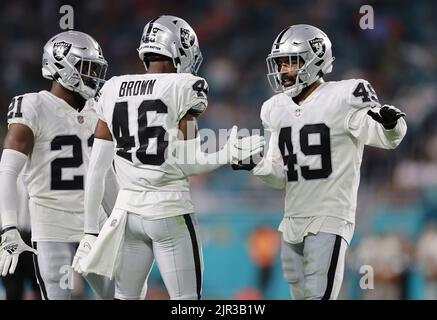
[2, 124, 34, 155]
[94, 119, 114, 141]
[178, 113, 198, 140]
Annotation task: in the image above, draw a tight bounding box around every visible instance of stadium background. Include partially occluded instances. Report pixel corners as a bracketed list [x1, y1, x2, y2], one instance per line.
[1, 0, 437, 299]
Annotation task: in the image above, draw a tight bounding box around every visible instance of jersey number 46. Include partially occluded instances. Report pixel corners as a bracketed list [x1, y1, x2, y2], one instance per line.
[112, 99, 169, 166]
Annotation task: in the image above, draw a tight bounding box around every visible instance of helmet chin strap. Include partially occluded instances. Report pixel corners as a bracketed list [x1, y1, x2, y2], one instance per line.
[76, 86, 94, 100]
[51, 58, 96, 100]
[170, 43, 182, 73]
[284, 82, 306, 97]
[284, 55, 329, 98]
[284, 72, 325, 98]
[282, 70, 308, 98]
[59, 75, 94, 100]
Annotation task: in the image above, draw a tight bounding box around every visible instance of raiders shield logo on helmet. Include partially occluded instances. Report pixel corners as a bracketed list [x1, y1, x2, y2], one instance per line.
[308, 37, 326, 58]
[53, 41, 72, 61]
[180, 28, 195, 49]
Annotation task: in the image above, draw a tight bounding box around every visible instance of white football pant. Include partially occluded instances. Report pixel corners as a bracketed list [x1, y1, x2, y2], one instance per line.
[32, 241, 114, 300]
[115, 212, 203, 300]
[281, 232, 348, 300]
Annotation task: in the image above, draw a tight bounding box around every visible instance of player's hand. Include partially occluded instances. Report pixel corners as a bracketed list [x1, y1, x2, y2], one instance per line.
[367, 105, 405, 129]
[226, 126, 265, 166]
[231, 157, 263, 171]
[72, 234, 97, 274]
[0, 228, 38, 276]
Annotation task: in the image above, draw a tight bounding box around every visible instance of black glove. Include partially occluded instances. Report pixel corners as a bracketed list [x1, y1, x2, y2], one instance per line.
[231, 153, 263, 171]
[231, 162, 256, 171]
[367, 105, 406, 129]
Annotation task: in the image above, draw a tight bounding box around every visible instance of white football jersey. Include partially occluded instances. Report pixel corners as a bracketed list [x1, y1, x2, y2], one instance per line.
[7, 90, 106, 241]
[95, 73, 208, 219]
[258, 79, 407, 224]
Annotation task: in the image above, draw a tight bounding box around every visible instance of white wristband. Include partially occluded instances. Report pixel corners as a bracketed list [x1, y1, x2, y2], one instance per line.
[0, 149, 28, 228]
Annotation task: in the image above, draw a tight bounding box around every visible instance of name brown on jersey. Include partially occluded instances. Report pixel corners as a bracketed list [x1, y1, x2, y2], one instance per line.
[119, 79, 156, 97]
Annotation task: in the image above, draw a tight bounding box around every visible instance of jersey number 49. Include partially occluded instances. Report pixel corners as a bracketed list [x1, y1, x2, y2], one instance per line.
[279, 123, 332, 181]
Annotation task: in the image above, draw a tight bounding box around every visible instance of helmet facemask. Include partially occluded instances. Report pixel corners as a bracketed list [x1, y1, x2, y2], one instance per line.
[172, 42, 203, 75]
[266, 50, 323, 98]
[41, 31, 108, 100]
[188, 46, 203, 75]
[265, 24, 335, 98]
[74, 58, 107, 99]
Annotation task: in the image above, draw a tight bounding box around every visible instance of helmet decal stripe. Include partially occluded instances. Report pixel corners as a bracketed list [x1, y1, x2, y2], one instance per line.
[144, 16, 161, 45]
[138, 15, 202, 75]
[274, 27, 291, 49]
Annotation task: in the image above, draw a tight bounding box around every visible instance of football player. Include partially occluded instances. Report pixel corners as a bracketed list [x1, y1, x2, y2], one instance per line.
[72, 15, 264, 300]
[234, 24, 407, 299]
[0, 31, 117, 300]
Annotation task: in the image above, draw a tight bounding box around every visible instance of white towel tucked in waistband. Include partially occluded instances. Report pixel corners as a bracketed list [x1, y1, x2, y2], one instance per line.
[79, 208, 127, 279]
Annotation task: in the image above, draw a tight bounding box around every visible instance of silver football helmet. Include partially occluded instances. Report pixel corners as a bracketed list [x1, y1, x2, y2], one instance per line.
[137, 15, 203, 75]
[42, 31, 107, 100]
[266, 24, 335, 97]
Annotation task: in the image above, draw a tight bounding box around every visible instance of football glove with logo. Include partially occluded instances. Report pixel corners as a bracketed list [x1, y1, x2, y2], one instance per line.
[72, 234, 97, 274]
[0, 228, 38, 276]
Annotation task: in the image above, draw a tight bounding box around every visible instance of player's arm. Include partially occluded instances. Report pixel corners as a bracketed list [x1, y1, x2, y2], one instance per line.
[84, 119, 114, 235]
[0, 124, 32, 227]
[174, 112, 264, 176]
[175, 112, 225, 175]
[233, 102, 286, 189]
[87, 80, 119, 219]
[1, 124, 33, 228]
[82, 80, 117, 233]
[0, 123, 37, 276]
[101, 166, 119, 217]
[73, 119, 115, 273]
[251, 128, 287, 190]
[174, 76, 264, 176]
[346, 80, 407, 149]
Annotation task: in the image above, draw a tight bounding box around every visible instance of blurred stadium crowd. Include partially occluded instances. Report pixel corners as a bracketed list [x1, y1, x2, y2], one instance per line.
[1, 0, 437, 299]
